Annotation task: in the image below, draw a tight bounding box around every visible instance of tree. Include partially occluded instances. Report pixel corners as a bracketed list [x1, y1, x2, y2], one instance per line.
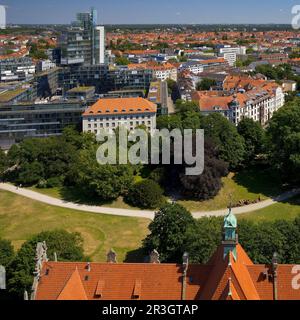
[196, 78, 217, 91]
[17, 161, 44, 186]
[237, 118, 265, 163]
[115, 56, 130, 66]
[202, 113, 245, 169]
[8, 137, 78, 186]
[156, 114, 183, 131]
[175, 100, 199, 114]
[267, 104, 300, 183]
[7, 230, 86, 298]
[185, 217, 222, 263]
[238, 220, 286, 264]
[0, 149, 7, 179]
[143, 203, 195, 262]
[142, 209, 300, 265]
[0, 239, 14, 268]
[69, 145, 134, 201]
[125, 179, 164, 209]
[179, 139, 228, 200]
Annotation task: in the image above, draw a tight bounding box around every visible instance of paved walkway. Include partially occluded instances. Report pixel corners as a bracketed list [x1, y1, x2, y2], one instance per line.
[1, 183, 299, 220]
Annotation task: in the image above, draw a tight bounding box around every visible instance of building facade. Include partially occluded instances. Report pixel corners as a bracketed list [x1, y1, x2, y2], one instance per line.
[217, 46, 247, 66]
[82, 97, 157, 135]
[60, 8, 105, 66]
[0, 57, 35, 82]
[0, 101, 86, 148]
[192, 76, 285, 126]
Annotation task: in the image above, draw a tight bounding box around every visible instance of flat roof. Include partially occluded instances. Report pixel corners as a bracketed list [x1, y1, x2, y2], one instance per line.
[67, 86, 95, 93]
[0, 88, 27, 103]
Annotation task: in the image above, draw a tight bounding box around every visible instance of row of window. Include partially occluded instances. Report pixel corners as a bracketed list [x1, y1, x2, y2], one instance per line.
[87, 115, 152, 121]
[87, 120, 152, 129]
[87, 126, 152, 134]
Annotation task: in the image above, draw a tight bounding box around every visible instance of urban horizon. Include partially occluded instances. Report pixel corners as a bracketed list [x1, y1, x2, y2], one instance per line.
[0, 0, 297, 25]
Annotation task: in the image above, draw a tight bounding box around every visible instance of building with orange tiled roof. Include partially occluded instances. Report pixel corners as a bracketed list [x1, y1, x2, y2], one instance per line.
[30, 210, 300, 301]
[82, 97, 157, 135]
[192, 75, 285, 126]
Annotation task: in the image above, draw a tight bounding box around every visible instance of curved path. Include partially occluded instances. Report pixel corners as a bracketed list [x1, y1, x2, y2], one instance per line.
[0, 183, 299, 220]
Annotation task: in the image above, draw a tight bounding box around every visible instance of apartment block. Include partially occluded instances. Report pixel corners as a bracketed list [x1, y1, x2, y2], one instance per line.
[192, 76, 285, 126]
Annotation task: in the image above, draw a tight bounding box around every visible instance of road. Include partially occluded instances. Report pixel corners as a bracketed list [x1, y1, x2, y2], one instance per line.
[0, 183, 299, 220]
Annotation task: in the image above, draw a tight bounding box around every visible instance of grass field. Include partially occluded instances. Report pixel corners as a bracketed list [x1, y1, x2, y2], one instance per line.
[29, 168, 283, 212]
[0, 190, 150, 262]
[238, 196, 300, 222]
[178, 168, 283, 212]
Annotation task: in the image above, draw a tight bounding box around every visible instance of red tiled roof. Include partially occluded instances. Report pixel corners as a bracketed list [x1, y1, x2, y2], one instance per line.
[35, 262, 210, 300]
[34, 241, 300, 301]
[82, 97, 157, 116]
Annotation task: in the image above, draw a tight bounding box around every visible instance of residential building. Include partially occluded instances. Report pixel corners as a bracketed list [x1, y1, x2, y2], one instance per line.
[127, 62, 177, 82]
[282, 80, 297, 92]
[217, 46, 247, 67]
[179, 58, 229, 74]
[259, 53, 289, 66]
[82, 97, 157, 135]
[192, 75, 285, 126]
[30, 210, 300, 300]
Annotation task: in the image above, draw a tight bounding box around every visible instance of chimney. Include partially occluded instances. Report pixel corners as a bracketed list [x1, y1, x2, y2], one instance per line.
[107, 249, 117, 263]
[86, 262, 91, 272]
[272, 252, 279, 301]
[24, 290, 29, 301]
[54, 252, 58, 262]
[181, 252, 189, 300]
[149, 250, 160, 264]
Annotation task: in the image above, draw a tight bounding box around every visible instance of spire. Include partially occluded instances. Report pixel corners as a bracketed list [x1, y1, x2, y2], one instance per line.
[223, 207, 238, 261]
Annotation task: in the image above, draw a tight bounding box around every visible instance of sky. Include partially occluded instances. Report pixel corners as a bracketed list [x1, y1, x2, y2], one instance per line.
[1, 0, 300, 25]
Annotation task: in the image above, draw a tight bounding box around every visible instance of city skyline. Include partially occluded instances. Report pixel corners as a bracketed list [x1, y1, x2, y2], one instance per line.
[1, 0, 298, 25]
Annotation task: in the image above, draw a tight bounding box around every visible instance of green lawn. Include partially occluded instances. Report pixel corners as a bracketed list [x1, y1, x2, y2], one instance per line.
[0, 190, 150, 262]
[178, 168, 283, 212]
[28, 168, 283, 213]
[238, 196, 300, 222]
[28, 186, 139, 210]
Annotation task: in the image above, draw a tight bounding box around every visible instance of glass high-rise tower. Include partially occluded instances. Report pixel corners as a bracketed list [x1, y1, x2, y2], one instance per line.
[60, 8, 105, 65]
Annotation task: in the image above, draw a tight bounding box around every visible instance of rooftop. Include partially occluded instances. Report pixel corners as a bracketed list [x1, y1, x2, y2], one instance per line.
[83, 97, 157, 116]
[0, 87, 27, 103]
[67, 86, 95, 93]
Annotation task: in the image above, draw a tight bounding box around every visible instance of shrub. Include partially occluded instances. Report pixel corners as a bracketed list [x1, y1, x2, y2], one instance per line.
[125, 179, 164, 209]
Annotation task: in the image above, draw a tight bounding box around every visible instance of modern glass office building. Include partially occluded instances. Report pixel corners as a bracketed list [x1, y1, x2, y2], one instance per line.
[0, 101, 87, 148]
[60, 8, 105, 66]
